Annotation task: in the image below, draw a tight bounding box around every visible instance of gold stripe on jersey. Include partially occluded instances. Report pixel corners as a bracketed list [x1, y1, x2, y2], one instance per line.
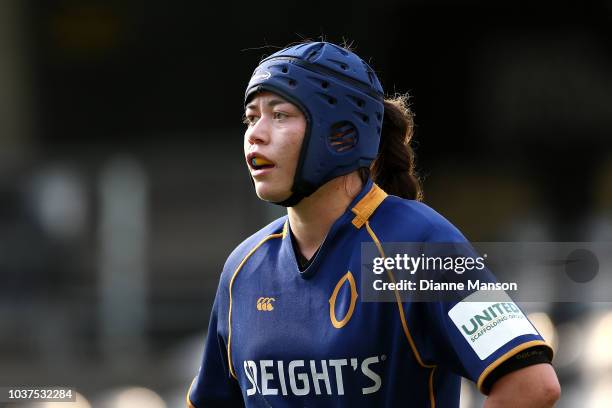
[365, 220, 437, 408]
[227, 232, 284, 379]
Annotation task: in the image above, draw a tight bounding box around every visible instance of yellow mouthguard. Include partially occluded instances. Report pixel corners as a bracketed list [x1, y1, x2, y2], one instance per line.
[252, 157, 273, 166]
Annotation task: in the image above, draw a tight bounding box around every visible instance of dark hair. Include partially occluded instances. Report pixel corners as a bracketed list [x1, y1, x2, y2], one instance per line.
[359, 94, 422, 201]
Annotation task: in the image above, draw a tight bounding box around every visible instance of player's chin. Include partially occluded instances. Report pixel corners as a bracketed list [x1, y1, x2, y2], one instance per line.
[253, 181, 292, 203]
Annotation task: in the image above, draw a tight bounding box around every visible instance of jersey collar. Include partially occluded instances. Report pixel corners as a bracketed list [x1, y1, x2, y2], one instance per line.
[349, 180, 388, 229]
[284, 178, 387, 279]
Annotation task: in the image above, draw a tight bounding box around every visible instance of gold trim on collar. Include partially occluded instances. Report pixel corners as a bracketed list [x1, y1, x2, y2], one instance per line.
[351, 183, 387, 228]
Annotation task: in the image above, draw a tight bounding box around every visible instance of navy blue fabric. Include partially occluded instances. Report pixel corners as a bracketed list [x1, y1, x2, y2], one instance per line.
[189, 181, 550, 407]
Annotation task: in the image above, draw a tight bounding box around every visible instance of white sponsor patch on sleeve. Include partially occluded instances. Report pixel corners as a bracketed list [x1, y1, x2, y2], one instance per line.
[448, 290, 539, 360]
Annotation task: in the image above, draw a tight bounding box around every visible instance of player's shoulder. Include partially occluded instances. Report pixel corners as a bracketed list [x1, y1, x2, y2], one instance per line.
[372, 194, 467, 242]
[221, 215, 287, 279]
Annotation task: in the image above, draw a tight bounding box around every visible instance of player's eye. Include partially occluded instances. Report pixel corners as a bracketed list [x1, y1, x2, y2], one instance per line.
[242, 114, 259, 126]
[273, 111, 288, 120]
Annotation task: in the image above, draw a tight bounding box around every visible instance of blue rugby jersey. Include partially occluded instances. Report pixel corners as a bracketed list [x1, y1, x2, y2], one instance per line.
[188, 179, 552, 407]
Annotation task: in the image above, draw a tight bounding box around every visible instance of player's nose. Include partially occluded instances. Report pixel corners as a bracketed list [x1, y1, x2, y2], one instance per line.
[246, 117, 271, 145]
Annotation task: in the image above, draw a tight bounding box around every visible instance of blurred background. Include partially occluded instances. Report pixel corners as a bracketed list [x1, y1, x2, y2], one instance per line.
[1, 0, 611, 407]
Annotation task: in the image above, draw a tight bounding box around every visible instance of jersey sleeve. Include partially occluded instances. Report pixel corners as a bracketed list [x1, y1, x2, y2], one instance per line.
[417, 218, 553, 395]
[187, 282, 244, 407]
[425, 292, 553, 394]
[480, 345, 552, 393]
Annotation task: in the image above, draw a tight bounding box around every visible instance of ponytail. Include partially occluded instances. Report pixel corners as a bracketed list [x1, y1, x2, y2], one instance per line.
[363, 94, 423, 200]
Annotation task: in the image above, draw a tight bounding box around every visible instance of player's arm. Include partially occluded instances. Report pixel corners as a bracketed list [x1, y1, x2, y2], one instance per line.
[414, 216, 559, 406]
[484, 363, 560, 407]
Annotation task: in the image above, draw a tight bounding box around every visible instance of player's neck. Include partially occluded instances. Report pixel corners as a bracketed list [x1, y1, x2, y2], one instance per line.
[287, 171, 363, 260]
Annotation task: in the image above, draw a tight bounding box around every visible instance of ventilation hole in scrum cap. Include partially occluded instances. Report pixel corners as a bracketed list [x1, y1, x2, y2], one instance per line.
[367, 71, 375, 85]
[353, 111, 369, 123]
[269, 63, 287, 73]
[376, 112, 382, 122]
[347, 95, 365, 109]
[328, 122, 358, 153]
[327, 58, 350, 71]
[305, 44, 325, 62]
[329, 44, 349, 56]
[306, 75, 329, 89]
[316, 92, 336, 105]
[278, 77, 297, 87]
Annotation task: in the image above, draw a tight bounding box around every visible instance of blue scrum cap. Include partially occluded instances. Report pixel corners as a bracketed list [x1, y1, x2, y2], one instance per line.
[244, 42, 385, 207]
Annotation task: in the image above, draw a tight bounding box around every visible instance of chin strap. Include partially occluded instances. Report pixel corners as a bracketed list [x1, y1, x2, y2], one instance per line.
[273, 177, 321, 207]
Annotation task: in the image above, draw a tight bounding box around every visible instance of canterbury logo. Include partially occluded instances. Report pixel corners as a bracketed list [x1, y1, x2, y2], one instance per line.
[256, 297, 276, 311]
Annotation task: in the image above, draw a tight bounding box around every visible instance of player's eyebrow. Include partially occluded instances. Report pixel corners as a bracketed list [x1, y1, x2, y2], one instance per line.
[246, 98, 287, 111]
